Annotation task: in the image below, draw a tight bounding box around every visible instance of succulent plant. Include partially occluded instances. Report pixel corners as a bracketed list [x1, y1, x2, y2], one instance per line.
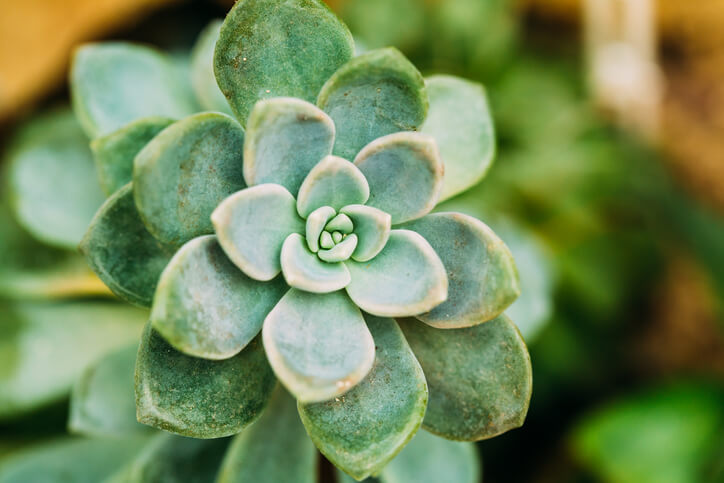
[69, 0, 531, 479]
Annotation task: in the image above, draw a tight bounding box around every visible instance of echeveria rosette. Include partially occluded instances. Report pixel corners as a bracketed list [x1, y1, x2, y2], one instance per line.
[74, 0, 531, 480]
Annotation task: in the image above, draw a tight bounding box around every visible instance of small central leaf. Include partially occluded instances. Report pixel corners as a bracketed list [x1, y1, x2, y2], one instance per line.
[325, 213, 354, 233]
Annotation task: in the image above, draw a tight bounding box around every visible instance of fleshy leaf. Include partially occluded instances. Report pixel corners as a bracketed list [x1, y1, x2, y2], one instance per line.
[340, 204, 391, 262]
[262, 290, 374, 402]
[133, 112, 246, 247]
[71, 42, 197, 138]
[214, 0, 354, 124]
[244, 98, 335, 194]
[306, 206, 336, 252]
[0, 437, 148, 483]
[379, 430, 481, 483]
[401, 213, 519, 328]
[354, 133, 443, 224]
[318, 234, 358, 263]
[109, 433, 229, 482]
[135, 324, 275, 438]
[398, 315, 532, 441]
[212, 184, 304, 281]
[346, 230, 447, 317]
[299, 315, 427, 481]
[90, 116, 173, 195]
[151, 235, 287, 360]
[0, 302, 146, 420]
[80, 183, 174, 308]
[297, 155, 370, 218]
[326, 213, 354, 233]
[217, 389, 316, 483]
[280, 233, 351, 293]
[6, 107, 105, 249]
[190, 20, 232, 114]
[422, 75, 495, 201]
[318, 47, 428, 160]
[69, 343, 148, 437]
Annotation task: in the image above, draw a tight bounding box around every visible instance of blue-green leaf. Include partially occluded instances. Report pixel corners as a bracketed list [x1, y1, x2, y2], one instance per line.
[296, 155, 369, 218]
[340, 204, 391, 262]
[151, 235, 287, 360]
[71, 42, 197, 138]
[318, 48, 427, 160]
[354, 133, 443, 224]
[214, 0, 354, 124]
[190, 20, 232, 114]
[244, 97, 335, 194]
[133, 112, 246, 247]
[280, 233, 351, 293]
[299, 315, 427, 480]
[262, 290, 374, 403]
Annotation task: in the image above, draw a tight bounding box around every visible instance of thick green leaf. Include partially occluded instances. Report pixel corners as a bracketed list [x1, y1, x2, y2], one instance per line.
[401, 213, 519, 328]
[299, 315, 427, 480]
[244, 98, 335, 194]
[90, 117, 174, 196]
[354, 133, 443, 224]
[345, 230, 447, 317]
[69, 343, 147, 437]
[398, 316, 532, 441]
[572, 382, 724, 483]
[422, 75, 495, 201]
[318, 234, 358, 263]
[133, 112, 246, 247]
[190, 20, 232, 114]
[318, 48, 427, 160]
[80, 183, 174, 307]
[212, 184, 304, 281]
[218, 389, 316, 483]
[6, 107, 105, 249]
[379, 430, 480, 483]
[262, 290, 374, 403]
[151, 235, 286, 359]
[109, 433, 229, 483]
[0, 437, 148, 483]
[306, 206, 337, 252]
[340, 205, 391, 262]
[135, 324, 275, 438]
[71, 42, 197, 138]
[297, 155, 369, 218]
[214, 0, 354, 124]
[280, 233, 351, 293]
[0, 302, 146, 420]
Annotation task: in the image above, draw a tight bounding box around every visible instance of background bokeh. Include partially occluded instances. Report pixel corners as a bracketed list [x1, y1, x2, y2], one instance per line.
[1, 1, 723, 482]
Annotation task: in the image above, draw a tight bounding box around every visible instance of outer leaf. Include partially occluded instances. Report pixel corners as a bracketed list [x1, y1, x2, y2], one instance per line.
[135, 324, 275, 438]
[6, 107, 105, 249]
[354, 133, 443, 224]
[214, 0, 354, 124]
[218, 389, 316, 483]
[296, 155, 369, 218]
[151, 235, 287, 360]
[262, 290, 375, 403]
[80, 183, 174, 308]
[401, 213, 519, 328]
[398, 315, 532, 441]
[340, 204, 391, 262]
[212, 184, 304, 281]
[90, 117, 174, 195]
[133, 112, 246, 247]
[379, 430, 480, 483]
[71, 42, 197, 138]
[345, 230, 447, 317]
[0, 437, 148, 483]
[422, 75, 495, 201]
[69, 343, 148, 437]
[244, 98, 335, 194]
[280, 233, 351, 293]
[110, 433, 229, 483]
[190, 20, 232, 114]
[299, 315, 427, 480]
[318, 48, 428, 160]
[0, 302, 146, 420]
